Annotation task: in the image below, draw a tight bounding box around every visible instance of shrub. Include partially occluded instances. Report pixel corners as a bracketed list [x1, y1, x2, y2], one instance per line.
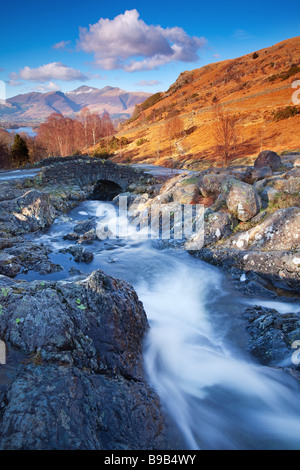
[92, 149, 113, 159]
[136, 138, 148, 146]
[119, 136, 129, 147]
[253, 52, 259, 59]
[268, 64, 300, 83]
[273, 106, 299, 121]
[139, 93, 162, 111]
[109, 136, 120, 150]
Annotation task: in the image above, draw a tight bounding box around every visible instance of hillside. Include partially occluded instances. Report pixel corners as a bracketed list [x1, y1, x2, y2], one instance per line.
[112, 36, 300, 169]
[0, 86, 151, 124]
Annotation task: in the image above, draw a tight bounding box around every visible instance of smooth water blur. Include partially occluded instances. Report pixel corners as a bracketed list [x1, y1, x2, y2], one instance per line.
[140, 266, 300, 450]
[22, 199, 300, 450]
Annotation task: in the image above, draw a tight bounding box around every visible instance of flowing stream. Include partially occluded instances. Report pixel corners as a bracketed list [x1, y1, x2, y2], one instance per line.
[17, 196, 300, 450]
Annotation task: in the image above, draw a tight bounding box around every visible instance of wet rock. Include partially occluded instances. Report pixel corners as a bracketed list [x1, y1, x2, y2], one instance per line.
[73, 218, 97, 235]
[63, 232, 80, 241]
[0, 253, 20, 277]
[193, 247, 300, 291]
[0, 242, 63, 277]
[77, 229, 97, 245]
[0, 271, 171, 450]
[254, 150, 282, 171]
[244, 305, 300, 367]
[60, 245, 94, 263]
[225, 180, 261, 221]
[68, 267, 83, 276]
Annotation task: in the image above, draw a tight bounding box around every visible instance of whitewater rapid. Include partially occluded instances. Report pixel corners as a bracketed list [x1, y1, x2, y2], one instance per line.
[19, 198, 300, 450]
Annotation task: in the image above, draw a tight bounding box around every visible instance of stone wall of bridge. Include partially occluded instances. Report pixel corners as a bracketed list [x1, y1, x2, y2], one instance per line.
[34, 156, 143, 190]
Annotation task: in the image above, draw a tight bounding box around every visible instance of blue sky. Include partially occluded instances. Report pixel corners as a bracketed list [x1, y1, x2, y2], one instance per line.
[1, 0, 300, 99]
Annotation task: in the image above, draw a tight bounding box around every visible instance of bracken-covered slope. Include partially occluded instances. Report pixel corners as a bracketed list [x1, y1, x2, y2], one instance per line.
[113, 36, 300, 169]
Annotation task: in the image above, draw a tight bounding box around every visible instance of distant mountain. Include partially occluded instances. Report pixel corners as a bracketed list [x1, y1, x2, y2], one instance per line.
[0, 86, 152, 124]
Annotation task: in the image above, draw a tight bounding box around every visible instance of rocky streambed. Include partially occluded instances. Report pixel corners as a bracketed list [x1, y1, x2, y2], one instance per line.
[0, 153, 300, 450]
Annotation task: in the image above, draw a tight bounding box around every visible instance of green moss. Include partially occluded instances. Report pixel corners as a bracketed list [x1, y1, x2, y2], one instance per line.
[180, 177, 199, 186]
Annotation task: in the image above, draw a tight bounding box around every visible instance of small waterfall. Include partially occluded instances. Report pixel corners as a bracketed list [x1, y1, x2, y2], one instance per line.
[139, 263, 300, 450]
[16, 196, 300, 450]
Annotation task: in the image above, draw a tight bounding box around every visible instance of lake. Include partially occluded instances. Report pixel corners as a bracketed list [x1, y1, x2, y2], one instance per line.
[5, 127, 37, 137]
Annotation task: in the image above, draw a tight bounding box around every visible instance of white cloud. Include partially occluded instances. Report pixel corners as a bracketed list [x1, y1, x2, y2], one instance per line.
[35, 81, 62, 92]
[135, 80, 161, 87]
[7, 79, 22, 87]
[11, 62, 88, 83]
[53, 40, 71, 50]
[77, 9, 206, 71]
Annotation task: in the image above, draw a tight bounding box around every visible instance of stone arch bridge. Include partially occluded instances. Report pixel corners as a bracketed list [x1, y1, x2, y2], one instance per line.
[34, 156, 146, 200]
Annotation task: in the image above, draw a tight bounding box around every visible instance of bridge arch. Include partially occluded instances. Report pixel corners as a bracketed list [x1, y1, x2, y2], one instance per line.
[90, 179, 123, 201]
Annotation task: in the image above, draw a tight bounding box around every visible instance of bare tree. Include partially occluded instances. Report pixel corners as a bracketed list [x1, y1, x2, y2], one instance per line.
[0, 140, 11, 169]
[213, 104, 237, 166]
[78, 108, 92, 156]
[37, 110, 115, 158]
[37, 113, 72, 157]
[164, 116, 184, 153]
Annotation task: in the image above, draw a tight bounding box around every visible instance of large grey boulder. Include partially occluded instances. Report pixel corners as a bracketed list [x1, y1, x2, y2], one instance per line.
[245, 306, 300, 367]
[230, 207, 300, 251]
[225, 181, 261, 222]
[254, 150, 282, 171]
[0, 270, 172, 450]
[199, 173, 232, 198]
[0, 189, 56, 235]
